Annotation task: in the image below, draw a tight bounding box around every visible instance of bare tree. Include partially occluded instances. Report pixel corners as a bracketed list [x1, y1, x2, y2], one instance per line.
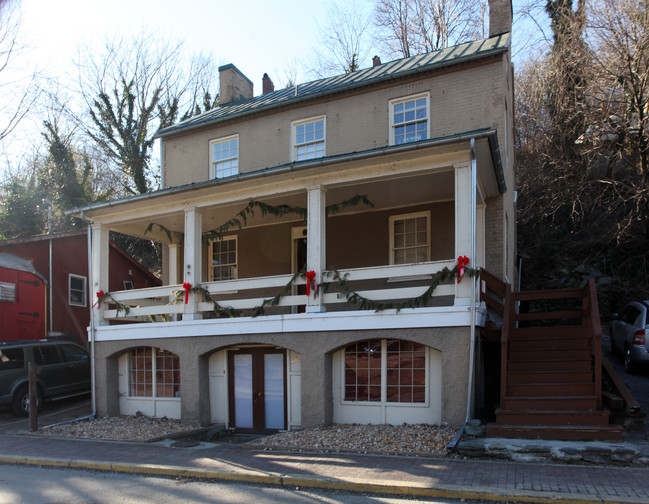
[374, 0, 488, 59]
[310, 1, 373, 77]
[0, 0, 40, 145]
[76, 31, 217, 194]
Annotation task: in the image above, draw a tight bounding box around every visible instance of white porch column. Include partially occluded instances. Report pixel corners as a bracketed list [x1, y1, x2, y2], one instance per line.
[168, 243, 180, 285]
[183, 207, 202, 320]
[91, 224, 109, 326]
[306, 185, 326, 313]
[454, 162, 473, 305]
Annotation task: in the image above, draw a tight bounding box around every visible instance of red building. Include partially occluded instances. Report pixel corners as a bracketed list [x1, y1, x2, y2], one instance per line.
[0, 231, 160, 345]
[0, 252, 47, 341]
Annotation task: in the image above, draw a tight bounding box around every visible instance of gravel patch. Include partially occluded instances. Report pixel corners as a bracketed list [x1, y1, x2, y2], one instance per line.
[252, 423, 459, 456]
[38, 414, 203, 443]
[35, 414, 458, 456]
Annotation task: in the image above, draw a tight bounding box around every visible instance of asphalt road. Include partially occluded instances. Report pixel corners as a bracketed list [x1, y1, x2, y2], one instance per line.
[0, 464, 487, 504]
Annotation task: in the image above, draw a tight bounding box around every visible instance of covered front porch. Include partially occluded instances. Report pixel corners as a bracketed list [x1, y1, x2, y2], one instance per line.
[83, 132, 504, 338]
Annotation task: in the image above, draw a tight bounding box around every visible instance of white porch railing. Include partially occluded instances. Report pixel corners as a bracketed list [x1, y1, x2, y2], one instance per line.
[102, 260, 456, 322]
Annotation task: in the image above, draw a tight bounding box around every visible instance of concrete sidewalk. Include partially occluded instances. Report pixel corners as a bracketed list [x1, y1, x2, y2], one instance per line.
[1, 432, 649, 503]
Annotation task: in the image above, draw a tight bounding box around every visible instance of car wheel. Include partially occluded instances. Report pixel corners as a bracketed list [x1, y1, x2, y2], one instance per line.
[11, 385, 42, 417]
[624, 347, 636, 374]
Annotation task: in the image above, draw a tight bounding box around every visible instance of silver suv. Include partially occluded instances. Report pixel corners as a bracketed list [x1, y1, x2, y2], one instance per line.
[610, 300, 649, 373]
[0, 341, 90, 416]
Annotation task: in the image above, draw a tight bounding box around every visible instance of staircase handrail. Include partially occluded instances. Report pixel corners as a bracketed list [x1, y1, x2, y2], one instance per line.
[479, 268, 512, 410]
[584, 278, 603, 409]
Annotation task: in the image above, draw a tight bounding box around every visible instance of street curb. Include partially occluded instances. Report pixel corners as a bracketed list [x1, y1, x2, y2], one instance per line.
[0, 454, 646, 504]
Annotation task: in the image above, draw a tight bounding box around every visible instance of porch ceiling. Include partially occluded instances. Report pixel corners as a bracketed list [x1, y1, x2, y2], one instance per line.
[77, 131, 503, 243]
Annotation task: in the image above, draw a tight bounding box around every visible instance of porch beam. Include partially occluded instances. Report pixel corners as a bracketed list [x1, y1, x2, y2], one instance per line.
[91, 224, 109, 326]
[183, 207, 202, 320]
[306, 185, 326, 313]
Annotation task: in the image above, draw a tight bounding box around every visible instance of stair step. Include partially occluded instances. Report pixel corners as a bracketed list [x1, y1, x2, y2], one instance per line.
[485, 424, 623, 441]
[508, 359, 591, 372]
[504, 395, 597, 410]
[495, 409, 611, 426]
[507, 383, 595, 397]
[510, 326, 591, 339]
[509, 348, 592, 361]
[507, 370, 593, 383]
[509, 338, 591, 350]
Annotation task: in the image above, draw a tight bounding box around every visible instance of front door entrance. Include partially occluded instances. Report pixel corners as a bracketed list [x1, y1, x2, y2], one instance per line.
[228, 347, 287, 433]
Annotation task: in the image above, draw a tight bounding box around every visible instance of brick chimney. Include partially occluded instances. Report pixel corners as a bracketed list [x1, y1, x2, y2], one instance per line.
[488, 0, 512, 37]
[218, 64, 254, 105]
[372, 55, 381, 67]
[262, 73, 275, 94]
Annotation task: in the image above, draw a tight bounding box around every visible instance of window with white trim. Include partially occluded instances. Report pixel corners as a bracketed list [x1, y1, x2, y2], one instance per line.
[209, 236, 238, 281]
[344, 339, 427, 403]
[129, 347, 180, 398]
[210, 135, 239, 179]
[68, 274, 87, 307]
[389, 93, 429, 145]
[292, 116, 325, 161]
[389, 211, 430, 264]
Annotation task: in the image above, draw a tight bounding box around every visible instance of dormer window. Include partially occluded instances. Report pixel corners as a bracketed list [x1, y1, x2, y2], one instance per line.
[210, 135, 239, 179]
[292, 116, 325, 161]
[389, 93, 429, 145]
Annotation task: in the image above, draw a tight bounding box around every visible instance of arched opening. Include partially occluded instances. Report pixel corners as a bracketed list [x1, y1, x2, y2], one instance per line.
[208, 345, 302, 432]
[117, 347, 181, 419]
[332, 338, 442, 425]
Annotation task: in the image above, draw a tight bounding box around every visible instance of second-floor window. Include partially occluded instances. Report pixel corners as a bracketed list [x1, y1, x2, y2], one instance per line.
[210, 135, 238, 179]
[69, 274, 87, 307]
[389, 211, 430, 265]
[209, 236, 238, 281]
[390, 93, 429, 145]
[293, 116, 325, 161]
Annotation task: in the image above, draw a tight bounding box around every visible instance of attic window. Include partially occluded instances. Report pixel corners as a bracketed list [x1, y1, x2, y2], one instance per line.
[210, 135, 239, 179]
[389, 93, 429, 145]
[292, 116, 325, 161]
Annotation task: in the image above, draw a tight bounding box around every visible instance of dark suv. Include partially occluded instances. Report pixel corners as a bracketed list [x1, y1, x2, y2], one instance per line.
[0, 341, 91, 416]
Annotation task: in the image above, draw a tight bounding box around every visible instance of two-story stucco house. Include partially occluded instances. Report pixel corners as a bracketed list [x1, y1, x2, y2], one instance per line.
[72, 0, 515, 433]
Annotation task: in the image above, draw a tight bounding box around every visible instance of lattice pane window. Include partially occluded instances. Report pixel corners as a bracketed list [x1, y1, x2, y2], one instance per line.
[210, 236, 238, 281]
[390, 212, 430, 265]
[391, 94, 429, 145]
[386, 340, 426, 403]
[294, 117, 325, 161]
[211, 136, 238, 179]
[156, 349, 180, 398]
[344, 339, 382, 402]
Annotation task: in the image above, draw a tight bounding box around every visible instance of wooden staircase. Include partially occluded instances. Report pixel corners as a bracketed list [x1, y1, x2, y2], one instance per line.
[480, 270, 623, 441]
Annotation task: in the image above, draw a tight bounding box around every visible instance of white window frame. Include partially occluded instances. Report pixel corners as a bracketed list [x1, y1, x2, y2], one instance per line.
[389, 211, 431, 265]
[291, 115, 326, 162]
[209, 134, 239, 179]
[340, 339, 430, 407]
[68, 274, 87, 307]
[389, 92, 430, 146]
[208, 235, 238, 281]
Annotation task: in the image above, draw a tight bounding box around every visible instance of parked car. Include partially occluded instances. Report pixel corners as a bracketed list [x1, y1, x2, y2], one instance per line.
[609, 300, 649, 373]
[0, 340, 90, 416]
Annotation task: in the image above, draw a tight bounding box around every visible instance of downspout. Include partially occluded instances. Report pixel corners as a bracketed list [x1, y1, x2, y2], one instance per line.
[465, 138, 478, 424]
[46, 212, 97, 427]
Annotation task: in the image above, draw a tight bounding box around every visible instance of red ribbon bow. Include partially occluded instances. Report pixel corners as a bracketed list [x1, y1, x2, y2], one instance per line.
[182, 282, 192, 304]
[305, 271, 317, 297]
[95, 290, 105, 308]
[457, 256, 470, 283]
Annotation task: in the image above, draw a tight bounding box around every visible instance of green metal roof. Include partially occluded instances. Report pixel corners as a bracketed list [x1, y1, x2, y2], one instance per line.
[158, 33, 510, 137]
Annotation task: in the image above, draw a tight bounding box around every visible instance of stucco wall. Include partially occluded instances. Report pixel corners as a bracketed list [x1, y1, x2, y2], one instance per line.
[93, 326, 470, 428]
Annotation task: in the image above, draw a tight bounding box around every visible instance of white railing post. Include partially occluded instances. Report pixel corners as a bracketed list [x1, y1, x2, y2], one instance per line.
[306, 185, 326, 313]
[454, 161, 472, 305]
[183, 207, 202, 320]
[91, 224, 109, 326]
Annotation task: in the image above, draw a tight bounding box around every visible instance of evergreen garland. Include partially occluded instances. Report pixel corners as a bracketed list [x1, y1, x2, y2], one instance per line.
[144, 195, 374, 244]
[95, 292, 131, 316]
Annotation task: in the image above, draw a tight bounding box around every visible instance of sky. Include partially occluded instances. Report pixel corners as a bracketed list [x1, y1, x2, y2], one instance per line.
[1, 0, 548, 177]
